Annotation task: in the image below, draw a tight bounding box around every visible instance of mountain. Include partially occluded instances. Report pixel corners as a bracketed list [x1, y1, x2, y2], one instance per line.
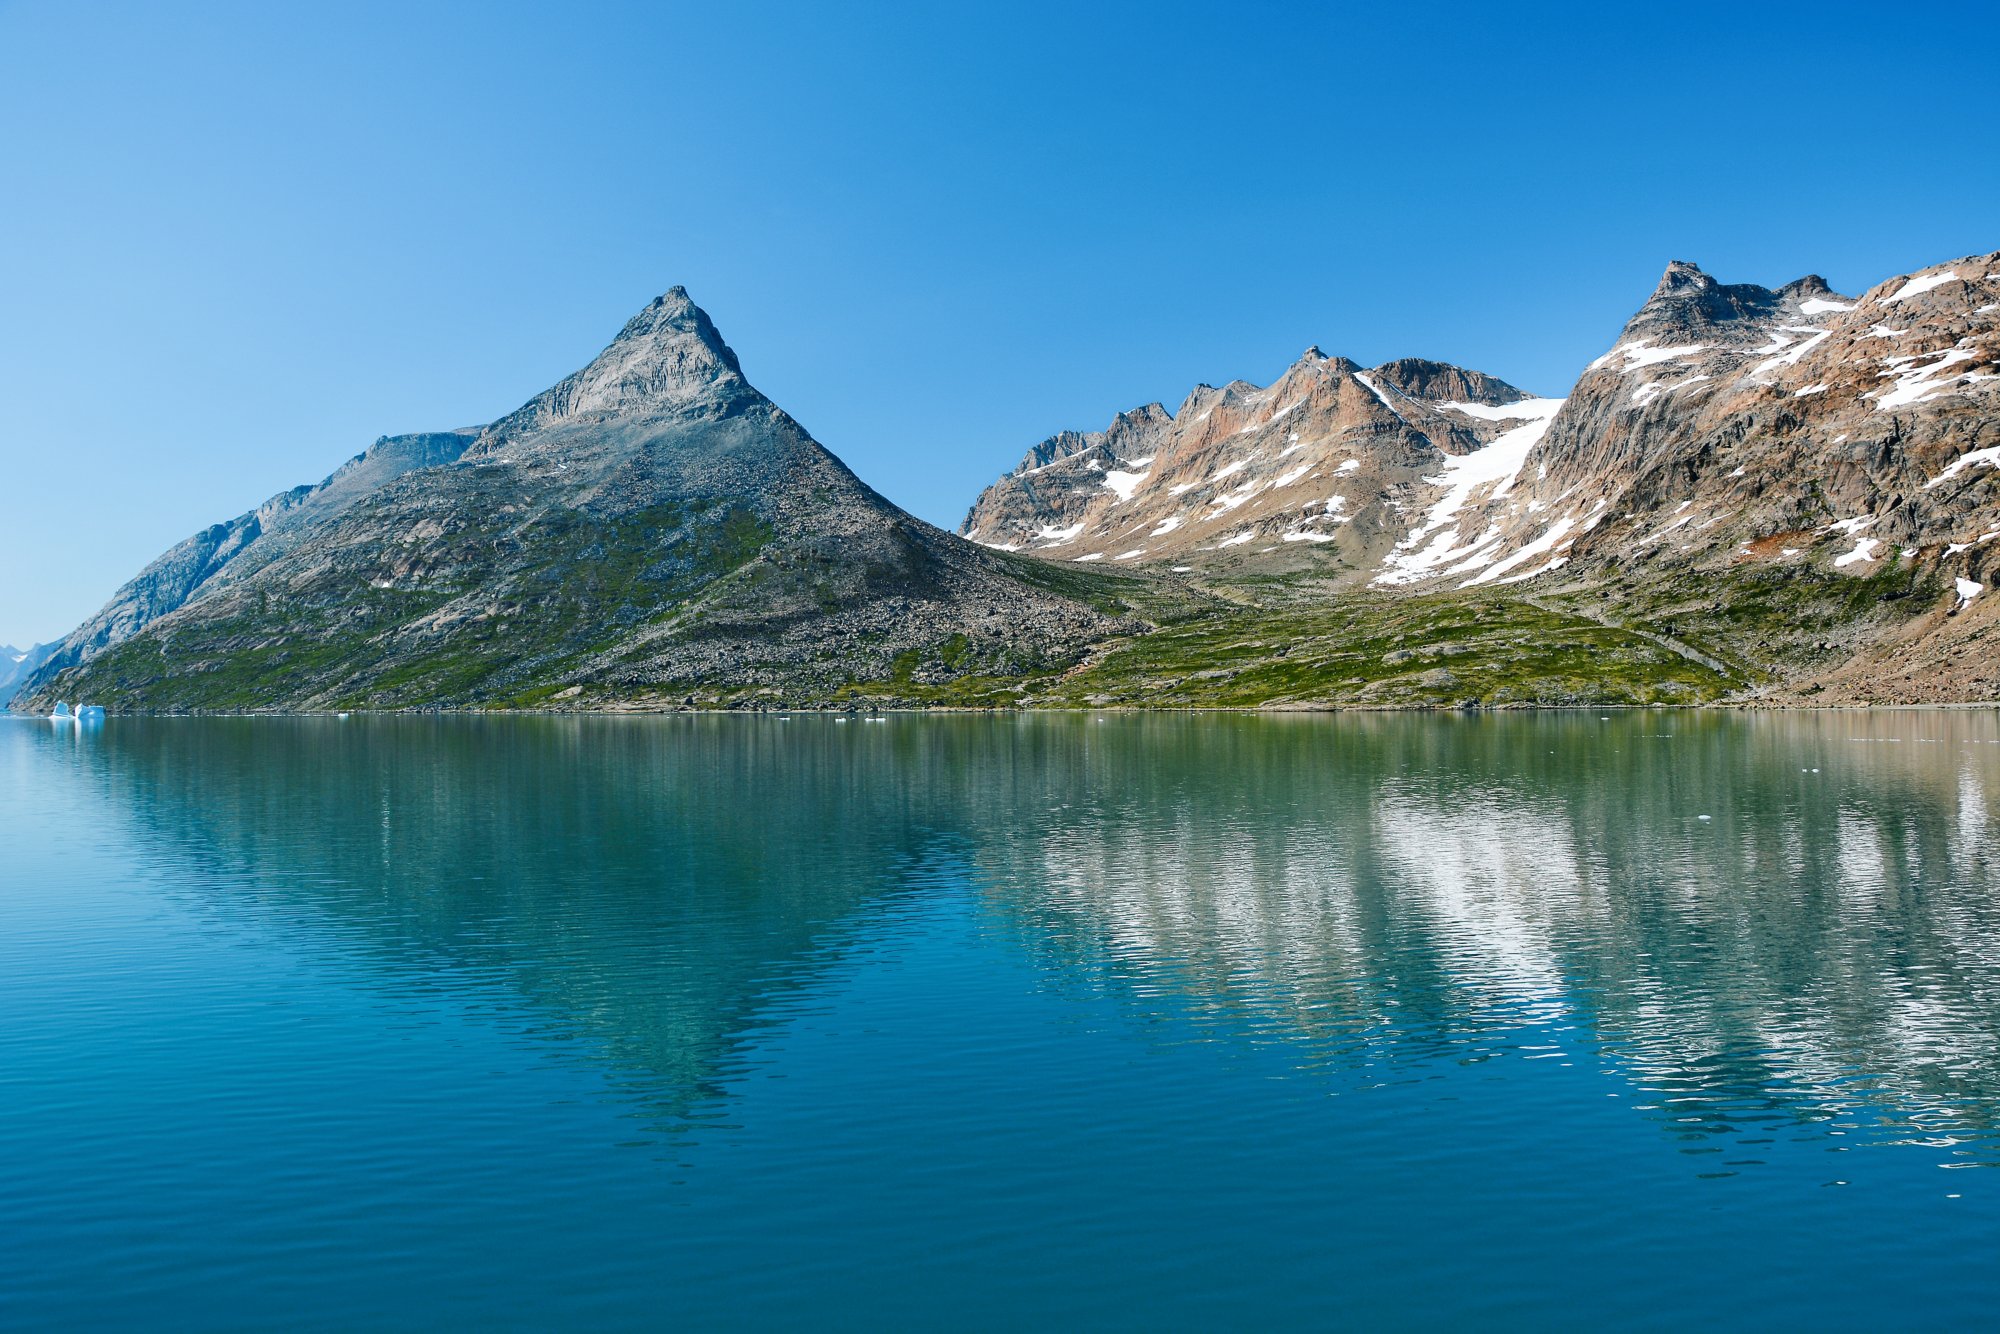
[961, 352, 1557, 575]
[1387, 255, 2000, 591]
[16, 290, 1135, 712]
[958, 250, 1999, 704]
[22, 254, 2000, 714]
[1396, 253, 2000, 701]
[0, 642, 55, 703]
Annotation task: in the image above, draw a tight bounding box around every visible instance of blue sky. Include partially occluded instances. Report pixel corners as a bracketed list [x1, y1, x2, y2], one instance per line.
[2, 1, 1995, 646]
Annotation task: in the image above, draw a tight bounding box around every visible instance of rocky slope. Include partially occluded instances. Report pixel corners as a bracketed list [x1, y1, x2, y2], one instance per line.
[1395, 254, 2000, 595]
[17, 290, 1134, 712]
[961, 353, 1556, 575]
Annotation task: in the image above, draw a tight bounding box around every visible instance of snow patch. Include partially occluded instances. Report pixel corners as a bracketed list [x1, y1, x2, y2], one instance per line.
[1218, 530, 1256, 548]
[1433, 399, 1565, 422]
[1927, 444, 2000, 488]
[1373, 398, 1567, 586]
[1633, 374, 1710, 406]
[1833, 537, 1882, 568]
[1883, 270, 1958, 303]
[1464, 517, 1577, 587]
[1871, 348, 1977, 411]
[1798, 297, 1856, 315]
[1748, 326, 1832, 377]
[1595, 339, 1708, 373]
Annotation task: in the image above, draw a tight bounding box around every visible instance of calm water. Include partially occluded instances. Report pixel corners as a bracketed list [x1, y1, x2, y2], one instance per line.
[4, 711, 2000, 1329]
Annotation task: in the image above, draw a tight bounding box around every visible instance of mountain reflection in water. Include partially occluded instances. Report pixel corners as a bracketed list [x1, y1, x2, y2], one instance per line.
[32, 710, 2000, 1168]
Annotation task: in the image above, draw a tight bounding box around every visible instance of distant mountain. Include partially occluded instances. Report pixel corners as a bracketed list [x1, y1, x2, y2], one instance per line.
[16, 290, 1131, 712]
[0, 642, 55, 703]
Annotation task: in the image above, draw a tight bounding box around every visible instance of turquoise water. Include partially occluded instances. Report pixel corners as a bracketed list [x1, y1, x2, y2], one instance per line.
[4, 711, 2000, 1329]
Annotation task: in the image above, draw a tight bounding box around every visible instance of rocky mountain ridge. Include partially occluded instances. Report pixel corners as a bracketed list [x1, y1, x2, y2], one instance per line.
[960, 351, 1556, 577]
[964, 255, 1999, 599]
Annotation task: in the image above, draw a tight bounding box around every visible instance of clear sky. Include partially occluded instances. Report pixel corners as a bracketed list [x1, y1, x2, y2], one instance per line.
[2, 1, 1995, 647]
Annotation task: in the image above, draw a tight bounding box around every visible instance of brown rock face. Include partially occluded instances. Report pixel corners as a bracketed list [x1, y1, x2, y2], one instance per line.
[1479, 252, 2000, 595]
[959, 349, 1545, 574]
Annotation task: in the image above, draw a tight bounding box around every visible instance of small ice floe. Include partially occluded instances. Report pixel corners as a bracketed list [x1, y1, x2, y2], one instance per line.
[49, 702, 73, 722]
[863, 716, 887, 723]
[1697, 814, 1713, 822]
[336, 711, 351, 719]
[77, 705, 104, 724]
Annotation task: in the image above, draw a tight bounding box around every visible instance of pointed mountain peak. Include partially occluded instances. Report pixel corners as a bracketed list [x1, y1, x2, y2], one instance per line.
[482, 288, 759, 440]
[605, 286, 745, 379]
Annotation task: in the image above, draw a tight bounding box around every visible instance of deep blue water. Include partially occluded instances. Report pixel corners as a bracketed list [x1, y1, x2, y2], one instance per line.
[4, 710, 1999, 1329]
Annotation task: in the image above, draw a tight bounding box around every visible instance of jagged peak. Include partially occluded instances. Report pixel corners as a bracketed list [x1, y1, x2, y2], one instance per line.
[1778, 273, 1835, 299]
[1112, 403, 1172, 429]
[1369, 357, 1528, 406]
[1624, 260, 1784, 341]
[1651, 259, 1715, 299]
